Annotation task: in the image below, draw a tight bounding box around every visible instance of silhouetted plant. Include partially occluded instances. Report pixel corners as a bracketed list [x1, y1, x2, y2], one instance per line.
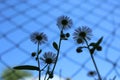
[73, 26, 103, 80]
[13, 15, 105, 80]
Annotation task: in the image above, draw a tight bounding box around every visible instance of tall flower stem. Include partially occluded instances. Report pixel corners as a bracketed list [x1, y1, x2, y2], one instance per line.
[51, 29, 63, 75]
[37, 42, 41, 80]
[44, 65, 49, 80]
[84, 39, 102, 80]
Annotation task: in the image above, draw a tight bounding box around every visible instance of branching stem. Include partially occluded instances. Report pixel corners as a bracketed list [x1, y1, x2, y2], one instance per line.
[51, 28, 64, 76]
[37, 42, 41, 80]
[84, 39, 102, 80]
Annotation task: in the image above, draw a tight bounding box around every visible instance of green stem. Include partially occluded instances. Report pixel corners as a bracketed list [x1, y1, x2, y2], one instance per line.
[51, 29, 63, 76]
[44, 71, 47, 80]
[84, 39, 102, 80]
[46, 65, 50, 80]
[44, 74, 47, 80]
[37, 42, 41, 80]
[47, 77, 50, 80]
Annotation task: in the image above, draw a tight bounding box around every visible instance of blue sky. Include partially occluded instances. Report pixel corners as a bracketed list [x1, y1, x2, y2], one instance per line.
[0, 0, 120, 80]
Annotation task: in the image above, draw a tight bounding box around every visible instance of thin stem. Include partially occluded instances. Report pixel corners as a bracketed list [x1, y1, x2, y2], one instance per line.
[44, 75, 47, 80]
[37, 42, 41, 80]
[113, 76, 116, 80]
[44, 72, 47, 80]
[51, 29, 63, 75]
[46, 76, 50, 80]
[40, 64, 48, 71]
[44, 65, 49, 80]
[47, 77, 50, 80]
[84, 39, 102, 80]
[91, 54, 101, 80]
[46, 65, 50, 80]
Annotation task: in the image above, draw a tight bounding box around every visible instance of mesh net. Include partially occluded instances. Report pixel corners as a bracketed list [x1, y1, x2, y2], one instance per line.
[0, 0, 120, 80]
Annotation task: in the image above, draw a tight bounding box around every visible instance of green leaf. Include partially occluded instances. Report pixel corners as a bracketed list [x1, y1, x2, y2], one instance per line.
[53, 42, 59, 51]
[90, 37, 103, 54]
[89, 42, 96, 46]
[13, 65, 39, 71]
[96, 36, 103, 45]
[96, 46, 102, 51]
[38, 49, 42, 54]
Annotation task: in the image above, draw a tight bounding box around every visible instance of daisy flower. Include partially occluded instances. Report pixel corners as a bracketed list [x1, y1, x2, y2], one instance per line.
[57, 15, 73, 30]
[30, 32, 47, 45]
[40, 52, 56, 64]
[73, 26, 92, 44]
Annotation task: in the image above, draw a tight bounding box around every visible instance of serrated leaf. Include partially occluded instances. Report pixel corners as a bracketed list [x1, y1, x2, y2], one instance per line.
[13, 65, 39, 71]
[53, 42, 59, 51]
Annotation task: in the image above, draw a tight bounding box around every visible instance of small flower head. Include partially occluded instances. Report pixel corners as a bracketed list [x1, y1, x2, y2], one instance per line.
[49, 72, 54, 79]
[87, 71, 96, 77]
[31, 52, 36, 57]
[76, 47, 83, 53]
[30, 32, 47, 45]
[73, 26, 92, 44]
[57, 15, 73, 30]
[40, 52, 56, 64]
[66, 78, 71, 80]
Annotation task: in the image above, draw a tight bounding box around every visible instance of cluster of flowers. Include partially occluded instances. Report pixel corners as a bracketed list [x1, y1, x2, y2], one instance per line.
[30, 15, 96, 78]
[30, 15, 94, 65]
[14, 15, 103, 80]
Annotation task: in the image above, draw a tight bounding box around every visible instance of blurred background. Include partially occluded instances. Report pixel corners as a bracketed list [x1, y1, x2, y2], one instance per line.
[0, 0, 120, 80]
